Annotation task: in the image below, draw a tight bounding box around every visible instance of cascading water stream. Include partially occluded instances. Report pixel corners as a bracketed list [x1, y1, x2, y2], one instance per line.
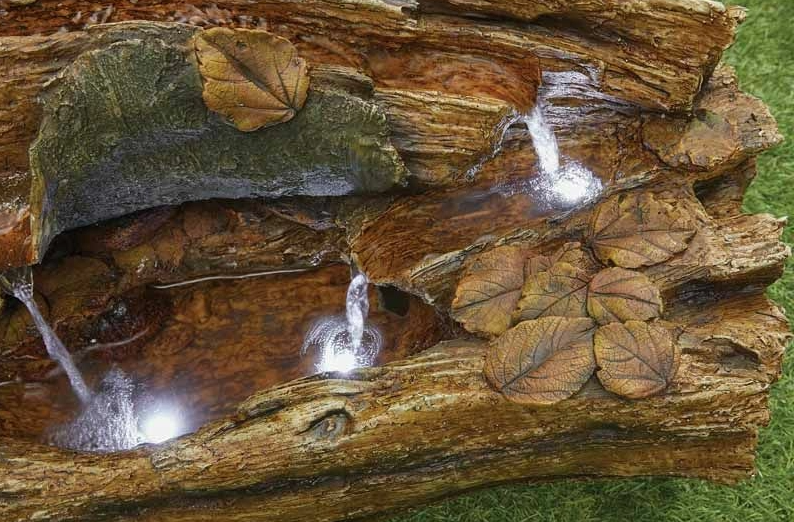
[0, 267, 92, 404]
[345, 272, 369, 353]
[523, 104, 603, 208]
[301, 269, 382, 373]
[1, 267, 186, 451]
[524, 105, 561, 176]
[493, 103, 602, 210]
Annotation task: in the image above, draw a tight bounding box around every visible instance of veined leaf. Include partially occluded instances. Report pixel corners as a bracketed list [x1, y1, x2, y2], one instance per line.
[195, 28, 310, 131]
[514, 261, 590, 321]
[587, 267, 662, 325]
[525, 242, 600, 277]
[484, 316, 596, 405]
[594, 320, 679, 399]
[451, 245, 525, 337]
[591, 193, 694, 268]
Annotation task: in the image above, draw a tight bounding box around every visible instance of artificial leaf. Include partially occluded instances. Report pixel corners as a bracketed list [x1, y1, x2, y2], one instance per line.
[525, 242, 599, 277]
[524, 253, 553, 276]
[587, 267, 662, 325]
[591, 193, 695, 268]
[195, 28, 310, 131]
[514, 261, 590, 321]
[451, 245, 526, 337]
[594, 320, 679, 398]
[484, 316, 597, 405]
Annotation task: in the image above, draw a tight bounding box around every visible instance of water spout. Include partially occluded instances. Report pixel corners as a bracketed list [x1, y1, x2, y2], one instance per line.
[301, 270, 382, 374]
[525, 105, 560, 176]
[0, 267, 92, 404]
[346, 272, 369, 352]
[494, 103, 603, 211]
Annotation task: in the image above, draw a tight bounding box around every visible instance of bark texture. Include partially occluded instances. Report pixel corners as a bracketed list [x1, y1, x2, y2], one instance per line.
[0, 1, 789, 521]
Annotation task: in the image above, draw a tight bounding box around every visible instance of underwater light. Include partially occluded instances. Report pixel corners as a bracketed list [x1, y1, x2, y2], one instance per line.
[141, 408, 182, 444]
[318, 348, 359, 374]
[547, 163, 602, 207]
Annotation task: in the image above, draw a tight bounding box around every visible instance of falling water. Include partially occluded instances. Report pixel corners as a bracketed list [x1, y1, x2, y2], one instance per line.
[0, 267, 92, 404]
[525, 105, 561, 175]
[49, 368, 140, 452]
[495, 104, 602, 210]
[345, 273, 369, 352]
[0, 267, 187, 451]
[301, 270, 382, 373]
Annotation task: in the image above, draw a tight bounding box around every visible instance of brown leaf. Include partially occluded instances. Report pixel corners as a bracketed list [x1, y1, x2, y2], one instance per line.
[525, 242, 599, 277]
[554, 242, 601, 273]
[591, 193, 695, 268]
[514, 262, 590, 321]
[484, 316, 596, 405]
[195, 28, 310, 131]
[451, 245, 525, 337]
[587, 267, 662, 325]
[594, 321, 679, 398]
[524, 253, 553, 276]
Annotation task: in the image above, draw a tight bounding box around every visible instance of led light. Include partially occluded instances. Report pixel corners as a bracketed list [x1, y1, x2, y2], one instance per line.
[318, 349, 359, 374]
[141, 409, 181, 444]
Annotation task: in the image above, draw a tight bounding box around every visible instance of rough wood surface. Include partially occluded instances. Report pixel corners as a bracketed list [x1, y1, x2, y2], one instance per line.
[0, 1, 789, 522]
[0, 282, 788, 522]
[0, 0, 741, 111]
[350, 66, 782, 306]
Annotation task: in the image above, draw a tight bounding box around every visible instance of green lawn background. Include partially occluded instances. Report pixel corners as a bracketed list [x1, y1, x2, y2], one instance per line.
[391, 1, 794, 520]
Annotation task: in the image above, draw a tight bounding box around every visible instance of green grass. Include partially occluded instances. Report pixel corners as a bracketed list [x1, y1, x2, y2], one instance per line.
[390, 1, 794, 520]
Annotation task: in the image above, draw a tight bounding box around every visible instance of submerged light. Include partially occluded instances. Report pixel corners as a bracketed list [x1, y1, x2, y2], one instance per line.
[317, 348, 360, 374]
[141, 407, 183, 444]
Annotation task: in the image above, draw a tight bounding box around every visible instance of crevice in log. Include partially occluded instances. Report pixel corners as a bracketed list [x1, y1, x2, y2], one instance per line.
[693, 160, 757, 219]
[376, 285, 413, 317]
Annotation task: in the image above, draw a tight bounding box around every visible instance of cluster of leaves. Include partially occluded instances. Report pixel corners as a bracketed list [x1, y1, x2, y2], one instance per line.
[194, 28, 310, 132]
[452, 193, 695, 405]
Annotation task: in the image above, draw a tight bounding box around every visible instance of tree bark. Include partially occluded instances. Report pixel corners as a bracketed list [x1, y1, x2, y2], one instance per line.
[0, 1, 789, 521]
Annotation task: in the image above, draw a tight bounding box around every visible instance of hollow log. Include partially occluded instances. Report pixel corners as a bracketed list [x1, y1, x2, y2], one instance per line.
[0, 1, 789, 521]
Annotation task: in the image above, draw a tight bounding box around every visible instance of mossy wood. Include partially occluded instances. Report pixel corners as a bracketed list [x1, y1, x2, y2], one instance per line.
[0, 1, 790, 522]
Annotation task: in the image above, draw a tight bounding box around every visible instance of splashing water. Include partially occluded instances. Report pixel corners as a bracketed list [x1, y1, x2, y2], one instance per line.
[498, 104, 602, 210]
[47, 367, 187, 452]
[49, 368, 140, 452]
[301, 271, 382, 373]
[0, 267, 92, 404]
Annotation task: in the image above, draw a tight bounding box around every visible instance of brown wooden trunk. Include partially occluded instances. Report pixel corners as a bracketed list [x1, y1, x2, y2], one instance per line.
[0, 1, 789, 521]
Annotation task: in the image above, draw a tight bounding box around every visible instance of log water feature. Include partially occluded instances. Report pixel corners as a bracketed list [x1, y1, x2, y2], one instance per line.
[0, 1, 789, 521]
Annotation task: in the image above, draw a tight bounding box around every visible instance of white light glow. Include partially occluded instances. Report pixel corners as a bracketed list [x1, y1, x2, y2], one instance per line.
[318, 348, 359, 374]
[520, 103, 603, 210]
[301, 273, 382, 376]
[545, 162, 602, 207]
[141, 410, 181, 444]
